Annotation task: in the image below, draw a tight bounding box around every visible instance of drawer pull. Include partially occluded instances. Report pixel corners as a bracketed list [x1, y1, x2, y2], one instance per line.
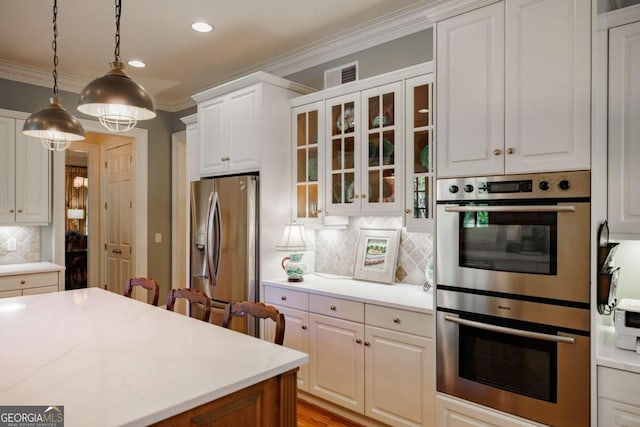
[393, 317, 401, 324]
[281, 296, 287, 301]
[302, 325, 307, 330]
[20, 280, 26, 285]
[330, 305, 336, 311]
[355, 338, 362, 344]
[364, 341, 371, 347]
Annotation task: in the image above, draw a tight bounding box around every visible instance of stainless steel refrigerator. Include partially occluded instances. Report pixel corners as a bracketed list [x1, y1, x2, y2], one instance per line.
[190, 174, 259, 336]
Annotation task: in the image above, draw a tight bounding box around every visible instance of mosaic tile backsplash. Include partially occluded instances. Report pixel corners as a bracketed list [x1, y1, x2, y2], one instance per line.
[0, 226, 41, 265]
[315, 216, 432, 286]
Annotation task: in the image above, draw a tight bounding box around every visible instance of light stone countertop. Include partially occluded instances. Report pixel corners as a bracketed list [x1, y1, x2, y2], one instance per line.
[0, 287, 307, 426]
[596, 324, 640, 374]
[263, 273, 434, 314]
[0, 262, 64, 276]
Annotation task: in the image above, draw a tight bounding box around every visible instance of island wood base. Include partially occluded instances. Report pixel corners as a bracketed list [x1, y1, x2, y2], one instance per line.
[152, 368, 298, 426]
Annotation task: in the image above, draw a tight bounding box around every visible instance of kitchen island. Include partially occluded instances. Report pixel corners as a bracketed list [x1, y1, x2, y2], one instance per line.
[0, 287, 307, 426]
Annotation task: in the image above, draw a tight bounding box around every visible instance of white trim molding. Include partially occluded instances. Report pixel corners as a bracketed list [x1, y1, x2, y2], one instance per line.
[598, 3, 640, 31]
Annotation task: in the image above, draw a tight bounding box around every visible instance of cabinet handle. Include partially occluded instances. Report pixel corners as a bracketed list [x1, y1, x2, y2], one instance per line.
[221, 157, 226, 162]
[20, 280, 26, 285]
[330, 305, 336, 311]
[356, 338, 362, 344]
[317, 208, 322, 213]
[225, 157, 231, 161]
[361, 194, 366, 198]
[506, 147, 514, 155]
[281, 296, 287, 301]
[364, 341, 371, 347]
[17, 209, 23, 213]
[302, 325, 307, 330]
[352, 194, 359, 199]
[9, 209, 14, 213]
[493, 148, 502, 156]
[393, 317, 401, 324]
[405, 209, 411, 214]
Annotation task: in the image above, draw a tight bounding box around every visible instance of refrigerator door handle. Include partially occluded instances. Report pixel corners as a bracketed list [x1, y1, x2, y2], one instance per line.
[205, 191, 221, 288]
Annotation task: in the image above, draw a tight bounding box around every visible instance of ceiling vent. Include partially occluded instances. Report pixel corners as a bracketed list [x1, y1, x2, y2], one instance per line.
[324, 62, 359, 89]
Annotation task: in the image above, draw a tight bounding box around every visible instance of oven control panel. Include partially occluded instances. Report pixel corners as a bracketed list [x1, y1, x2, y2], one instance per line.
[437, 170, 590, 201]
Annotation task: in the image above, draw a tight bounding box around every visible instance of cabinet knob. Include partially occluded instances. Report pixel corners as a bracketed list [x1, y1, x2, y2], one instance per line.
[493, 148, 502, 156]
[330, 305, 336, 311]
[225, 157, 231, 161]
[506, 147, 514, 155]
[221, 157, 226, 162]
[17, 209, 23, 213]
[355, 338, 362, 344]
[20, 280, 26, 285]
[281, 296, 287, 301]
[393, 317, 401, 324]
[405, 209, 411, 214]
[360, 194, 366, 198]
[353, 194, 359, 199]
[9, 209, 14, 213]
[302, 325, 307, 330]
[364, 341, 371, 347]
[317, 208, 322, 213]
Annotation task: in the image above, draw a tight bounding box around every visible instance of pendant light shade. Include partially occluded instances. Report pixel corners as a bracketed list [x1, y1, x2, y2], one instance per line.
[78, 0, 155, 133]
[23, 96, 86, 151]
[23, 0, 85, 151]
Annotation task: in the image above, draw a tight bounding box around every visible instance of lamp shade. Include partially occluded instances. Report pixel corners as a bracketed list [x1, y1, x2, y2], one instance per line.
[275, 223, 310, 252]
[23, 97, 86, 151]
[67, 208, 85, 220]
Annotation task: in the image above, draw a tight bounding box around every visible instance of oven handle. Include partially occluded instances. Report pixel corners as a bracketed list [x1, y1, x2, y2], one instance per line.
[444, 205, 575, 213]
[444, 315, 576, 344]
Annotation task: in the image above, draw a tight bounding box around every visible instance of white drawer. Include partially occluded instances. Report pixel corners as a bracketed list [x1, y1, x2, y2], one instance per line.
[309, 294, 364, 323]
[365, 304, 433, 338]
[598, 366, 640, 407]
[0, 289, 22, 299]
[22, 285, 58, 296]
[264, 286, 308, 311]
[0, 272, 58, 292]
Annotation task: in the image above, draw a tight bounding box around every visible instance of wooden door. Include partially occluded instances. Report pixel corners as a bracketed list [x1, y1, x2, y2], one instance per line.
[365, 325, 434, 427]
[199, 96, 226, 177]
[608, 20, 640, 236]
[0, 116, 15, 223]
[436, 2, 505, 178]
[227, 85, 260, 173]
[15, 119, 50, 224]
[504, 0, 590, 174]
[309, 313, 364, 413]
[104, 143, 133, 295]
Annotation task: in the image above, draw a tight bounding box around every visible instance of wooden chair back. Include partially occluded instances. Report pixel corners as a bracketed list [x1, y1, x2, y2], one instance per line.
[124, 277, 160, 306]
[223, 301, 285, 345]
[166, 288, 211, 322]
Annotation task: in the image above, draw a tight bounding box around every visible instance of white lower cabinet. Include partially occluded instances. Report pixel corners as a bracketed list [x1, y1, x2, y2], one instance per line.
[0, 272, 60, 298]
[598, 366, 640, 427]
[264, 284, 434, 426]
[436, 394, 545, 427]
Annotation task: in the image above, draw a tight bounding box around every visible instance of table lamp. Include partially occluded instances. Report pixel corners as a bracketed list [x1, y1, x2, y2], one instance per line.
[67, 208, 85, 227]
[275, 223, 310, 282]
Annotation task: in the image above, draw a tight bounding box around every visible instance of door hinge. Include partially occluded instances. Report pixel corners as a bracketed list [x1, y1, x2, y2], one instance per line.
[104, 243, 107, 250]
[105, 202, 108, 209]
[105, 161, 107, 169]
[130, 201, 132, 208]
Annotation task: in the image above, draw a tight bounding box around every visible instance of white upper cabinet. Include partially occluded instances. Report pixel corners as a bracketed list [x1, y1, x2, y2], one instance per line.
[608, 20, 640, 236]
[436, 0, 590, 178]
[0, 115, 50, 225]
[437, 2, 505, 178]
[504, 0, 591, 174]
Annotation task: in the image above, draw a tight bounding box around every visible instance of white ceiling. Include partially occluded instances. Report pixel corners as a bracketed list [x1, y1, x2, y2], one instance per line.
[0, 0, 430, 112]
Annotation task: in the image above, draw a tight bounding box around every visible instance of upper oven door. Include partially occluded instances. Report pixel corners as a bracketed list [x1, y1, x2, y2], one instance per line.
[436, 201, 590, 303]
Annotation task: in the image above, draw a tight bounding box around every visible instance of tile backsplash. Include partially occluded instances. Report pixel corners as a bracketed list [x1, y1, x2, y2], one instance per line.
[314, 216, 432, 286]
[0, 226, 40, 265]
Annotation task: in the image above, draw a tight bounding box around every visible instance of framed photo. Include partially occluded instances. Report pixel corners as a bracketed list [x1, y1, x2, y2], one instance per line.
[353, 228, 401, 284]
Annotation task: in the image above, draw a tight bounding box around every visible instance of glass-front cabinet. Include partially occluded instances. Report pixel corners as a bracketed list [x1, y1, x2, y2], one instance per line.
[291, 101, 324, 224]
[405, 74, 434, 232]
[324, 83, 402, 215]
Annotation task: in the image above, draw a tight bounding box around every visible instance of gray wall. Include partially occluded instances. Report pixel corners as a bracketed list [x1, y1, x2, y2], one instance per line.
[284, 29, 433, 89]
[0, 77, 173, 294]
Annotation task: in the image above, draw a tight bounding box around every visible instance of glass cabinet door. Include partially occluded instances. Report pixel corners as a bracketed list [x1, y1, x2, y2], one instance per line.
[405, 73, 434, 232]
[292, 101, 324, 223]
[361, 82, 403, 213]
[325, 93, 360, 214]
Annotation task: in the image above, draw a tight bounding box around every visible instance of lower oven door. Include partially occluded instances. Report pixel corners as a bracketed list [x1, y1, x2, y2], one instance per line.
[436, 201, 590, 303]
[436, 309, 590, 426]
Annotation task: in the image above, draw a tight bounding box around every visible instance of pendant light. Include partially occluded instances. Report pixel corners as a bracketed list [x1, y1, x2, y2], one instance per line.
[77, 0, 155, 133]
[22, 0, 85, 152]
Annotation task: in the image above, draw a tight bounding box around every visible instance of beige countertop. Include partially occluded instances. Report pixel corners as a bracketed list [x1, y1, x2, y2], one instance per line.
[0, 262, 64, 276]
[597, 324, 640, 374]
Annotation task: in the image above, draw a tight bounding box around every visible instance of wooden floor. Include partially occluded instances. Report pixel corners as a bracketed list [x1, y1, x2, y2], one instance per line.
[297, 399, 364, 427]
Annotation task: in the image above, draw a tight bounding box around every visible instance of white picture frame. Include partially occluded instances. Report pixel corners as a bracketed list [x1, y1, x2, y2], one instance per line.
[353, 228, 401, 284]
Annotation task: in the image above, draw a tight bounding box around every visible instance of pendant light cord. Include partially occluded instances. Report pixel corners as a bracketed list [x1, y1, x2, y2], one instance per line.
[52, 0, 59, 96]
[114, 0, 121, 62]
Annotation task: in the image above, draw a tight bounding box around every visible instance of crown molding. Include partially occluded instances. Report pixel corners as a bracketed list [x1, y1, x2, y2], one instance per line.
[0, 59, 87, 95]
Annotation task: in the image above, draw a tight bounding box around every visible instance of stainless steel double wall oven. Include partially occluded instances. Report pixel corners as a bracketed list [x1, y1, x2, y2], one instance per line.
[436, 170, 590, 426]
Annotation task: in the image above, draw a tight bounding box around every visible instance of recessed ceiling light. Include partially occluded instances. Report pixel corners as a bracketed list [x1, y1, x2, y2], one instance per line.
[128, 60, 146, 68]
[192, 22, 213, 33]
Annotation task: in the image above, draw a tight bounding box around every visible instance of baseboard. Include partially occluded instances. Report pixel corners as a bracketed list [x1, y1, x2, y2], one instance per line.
[298, 391, 388, 427]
